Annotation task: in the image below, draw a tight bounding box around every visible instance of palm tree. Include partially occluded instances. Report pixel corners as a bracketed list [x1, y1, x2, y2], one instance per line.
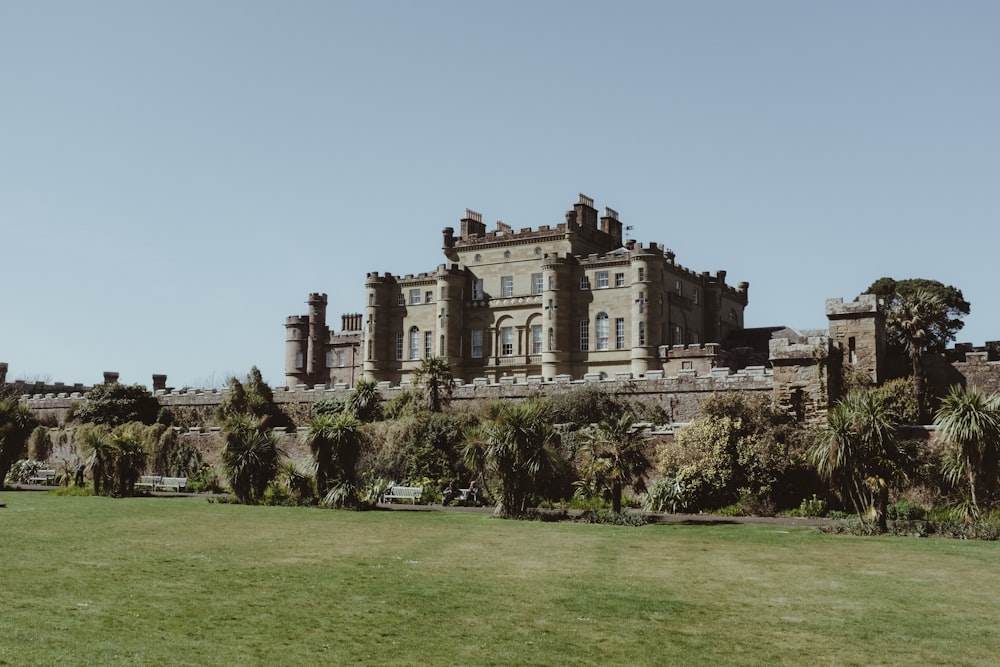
[221, 415, 282, 504]
[889, 288, 946, 423]
[303, 411, 364, 504]
[466, 400, 555, 517]
[109, 424, 147, 497]
[809, 389, 908, 532]
[578, 413, 652, 513]
[0, 399, 37, 486]
[934, 384, 1000, 518]
[411, 357, 453, 413]
[346, 379, 383, 422]
[77, 425, 114, 496]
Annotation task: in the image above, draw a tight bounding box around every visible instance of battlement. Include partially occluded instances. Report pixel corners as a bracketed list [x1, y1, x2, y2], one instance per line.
[769, 330, 830, 362]
[452, 222, 568, 248]
[826, 294, 881, 318]
[577, 250, 630, 266]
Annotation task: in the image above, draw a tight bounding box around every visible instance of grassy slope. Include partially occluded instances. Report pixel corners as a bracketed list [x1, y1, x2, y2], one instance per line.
[2, 492, 999, 666]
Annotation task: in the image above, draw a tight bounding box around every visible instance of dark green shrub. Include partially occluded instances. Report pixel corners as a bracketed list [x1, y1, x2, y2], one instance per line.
[886, 500, 927, 521]
[74, 383, 159, 426]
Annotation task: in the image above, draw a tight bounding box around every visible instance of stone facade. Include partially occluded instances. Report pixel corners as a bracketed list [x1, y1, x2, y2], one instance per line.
[352, 194, 749, 386]
[284, 301, 364, 389]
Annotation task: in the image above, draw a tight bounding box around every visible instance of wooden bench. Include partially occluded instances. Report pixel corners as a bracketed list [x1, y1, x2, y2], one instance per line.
[135, 475, 161, 492]
[154, 477, 188, 492]
[381, 485, 424, 504]
[28, 469, 57, 485]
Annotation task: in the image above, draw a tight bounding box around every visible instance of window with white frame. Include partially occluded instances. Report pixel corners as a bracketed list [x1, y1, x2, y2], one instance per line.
[425, 290, 433, 304]
[471, 329, 484, 358]
[531, 325, 543, 354]
[548, 328, 554, 351]
[472, 278, 484, 300]
[638, 321, 646, 346]
[397, 294, 405, 306]
[615, 317, 625, 349]
[673, 324, 684, 345]
[501, 276, 514, 298]
[424, 331, 433, 358]
[409, 289, 420, 305]
[395, 333, 404, 360]
[367, 339, 373, 361]
[441, 286, 448, 300]
[615, 272, 625, 287]
[596, 271, 609, 289]
[531, 273, 543, 295]
[580, 275, 590, 290]
[638, 267, 645, 282]
[337, 351, 345, 367]
[408, 327, 420, 359]
[326, 350, 334, 368]
[580, 320, 590, 351]
[295, 352, 304, 369]
[596, 312, 609, 350]
[501, 327, 514, 355]
[675, 280, 683, 295]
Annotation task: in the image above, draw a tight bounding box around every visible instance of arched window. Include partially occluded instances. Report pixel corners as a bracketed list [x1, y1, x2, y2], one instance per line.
[596, 312, 609, 350]
[408, 327, 420, 360]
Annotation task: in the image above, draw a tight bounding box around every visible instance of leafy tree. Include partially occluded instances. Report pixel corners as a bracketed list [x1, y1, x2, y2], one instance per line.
[345, 379, 383, 422]
[304, 411, 363, 503]
[411, 357, 453, 413]
[217, 367, 290, 428]
[576, 413, 652, 513]
[0, 399, 37, 486]
[656, 393, 805, 513]
[935, 385, 1000, 518]
[74, 383, 159, 426]
[221, 414, 282, 504]
[809, 389, 913, 532]
[464, 400, 557, 517]
[864, 278, 970, 421]
[865, 277, 970, 354]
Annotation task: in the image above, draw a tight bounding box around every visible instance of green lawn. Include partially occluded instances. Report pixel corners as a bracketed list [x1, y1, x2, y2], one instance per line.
[2, 492, 999, 666]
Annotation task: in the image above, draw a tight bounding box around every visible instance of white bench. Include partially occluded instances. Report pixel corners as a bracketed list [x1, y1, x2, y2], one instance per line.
[136, 475, 161, 492]
[154, 477, 188, 492]
[28, 469, 57, 485]
[382, 485, 424, 504]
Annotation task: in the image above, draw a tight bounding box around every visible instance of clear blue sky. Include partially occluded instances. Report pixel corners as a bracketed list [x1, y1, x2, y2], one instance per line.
[3, 1, 998, 389]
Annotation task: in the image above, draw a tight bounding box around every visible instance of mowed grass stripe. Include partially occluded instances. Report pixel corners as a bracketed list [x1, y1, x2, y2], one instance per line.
[2, 492, 999, 666]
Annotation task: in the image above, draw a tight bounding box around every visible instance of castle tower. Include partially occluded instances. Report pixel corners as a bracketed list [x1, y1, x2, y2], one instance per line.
[363, 274, 392, 382]
[826, 294, 886, 387]
[435, 264, 465, 367]
[306, 293, 328, 384]
[629, 244, 661, 377]
[541, 254, 572, 380]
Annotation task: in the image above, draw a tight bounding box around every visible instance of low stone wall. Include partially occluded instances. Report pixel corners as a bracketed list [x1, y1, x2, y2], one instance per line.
[19, 366, 776, 427]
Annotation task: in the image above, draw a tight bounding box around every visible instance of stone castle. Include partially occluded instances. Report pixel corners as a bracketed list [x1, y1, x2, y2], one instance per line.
[9, 194, 1000, 426]
[286, 194, 749, 388]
